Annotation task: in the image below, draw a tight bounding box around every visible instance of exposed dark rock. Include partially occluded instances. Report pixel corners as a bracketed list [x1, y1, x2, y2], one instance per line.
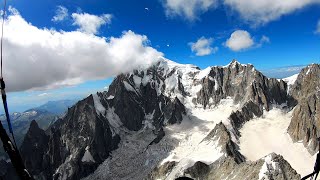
[288, 64, 320, 154]
[203, 122, 245, 164]
[199, 153, 300, 180]
[288, 92, 320, 154]
[20, 95, 121, 180]
[20, 120, 49, 179]
[165, 97, 186, 125]
[184, 161, 209, 179]
[147, 161, 176, 180]
[108, 75, 145, 131]
[0, 160, 20, 180]
[290, 64, 320, 101]
[228, 101, 263, 138]
[195, 60, 289, 110]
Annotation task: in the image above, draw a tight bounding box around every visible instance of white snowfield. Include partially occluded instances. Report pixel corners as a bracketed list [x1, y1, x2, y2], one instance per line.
[239, 108, 316, 177]
[283, 74, 298, 86]
[161, 98, 238, 179]
[282, 74, 299, 93]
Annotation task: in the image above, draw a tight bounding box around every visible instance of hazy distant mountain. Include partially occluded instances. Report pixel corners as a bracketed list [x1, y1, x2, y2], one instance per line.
[27, 99, 78, 115]
[19, 58, 316, 180]
[0, 99, 78, 161]
[261, 65, 306, 79]
[0, 109, 57, 160]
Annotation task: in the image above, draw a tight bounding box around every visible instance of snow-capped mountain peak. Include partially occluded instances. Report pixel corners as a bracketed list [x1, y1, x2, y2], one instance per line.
[19, 59, 320, 180]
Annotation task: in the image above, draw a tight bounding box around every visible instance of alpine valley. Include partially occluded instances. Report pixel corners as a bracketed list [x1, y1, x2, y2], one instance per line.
[7, 58, 320, 180]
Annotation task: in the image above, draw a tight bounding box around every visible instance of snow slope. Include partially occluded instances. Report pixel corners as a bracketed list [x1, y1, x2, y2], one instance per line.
[83, 98, 238, 180]
[161, 98, 238, 179]
[239, 108, 316, 177]
[283, 74, 298, 86]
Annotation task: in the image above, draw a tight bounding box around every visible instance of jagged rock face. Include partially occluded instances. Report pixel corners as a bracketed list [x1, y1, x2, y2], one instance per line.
[186, 153, 300, 180]
[20, 59, 188, 180]
[288, 64, 320, 154]
[20, 120, 49, 179]
[202, 122, 245, 164]
[288, 92, 320, 154]
[107, 66, 187, 131]
[147, 161, 177, 180]
[290, 64, 320, 100]
[165, 97, 186, 124]
[229, 101, 263, 138]
[0, 160, 20, 180]
[195, 60, 289, 110]
[20, 96, 121, 180]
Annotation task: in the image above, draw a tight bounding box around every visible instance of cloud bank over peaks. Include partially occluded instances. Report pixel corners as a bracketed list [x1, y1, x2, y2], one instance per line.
[2, 7, 163, 92]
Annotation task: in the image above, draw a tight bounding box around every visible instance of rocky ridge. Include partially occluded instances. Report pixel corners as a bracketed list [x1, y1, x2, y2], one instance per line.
[288, 64, 320, 154]
[19, 58, 317, 180]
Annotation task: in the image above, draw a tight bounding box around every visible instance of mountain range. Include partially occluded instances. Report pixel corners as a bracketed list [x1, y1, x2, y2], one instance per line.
[0, 99, 77, 163]
[3, 59, 319, 180]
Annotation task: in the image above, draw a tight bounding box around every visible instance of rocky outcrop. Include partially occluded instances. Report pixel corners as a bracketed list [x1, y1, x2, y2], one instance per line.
[202, 122, 245, 164]
[20, 96, 121, 180]
[288, 92, 320, 154]
[0, 160, 20, 180]
[184, 153, 300, 180]
[229, 101, 263, 138]
[19, 59, 188, 180]
[165, 97, 186, 125]
[107, 67, 187, 131]
[290, 64, 320, 101]
[147, 161, 177, 180]
[20, 120, 49, 179]
[195, 60, 289, 110]
[288, 64, 320, 154]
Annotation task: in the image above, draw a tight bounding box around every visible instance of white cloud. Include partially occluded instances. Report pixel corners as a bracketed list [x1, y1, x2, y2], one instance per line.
[260, 35, 270, 44]
[189, 37, 218, 56]
[162, 0, 320, 25]
[256, 35, 270, 47]
[225, 30, 254, 51]
[163, 0, 218, 21]
[223, 0, 320, 26]
[38, 93, 50, 97]
[71, 12, 112, 34]
[52, 6, 68, 22]
[316, 20, 320, 34]
[1, 8, 163, 92]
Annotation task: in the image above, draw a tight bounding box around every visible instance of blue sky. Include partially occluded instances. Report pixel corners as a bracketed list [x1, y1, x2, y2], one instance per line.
[1, 0, 320, 112]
